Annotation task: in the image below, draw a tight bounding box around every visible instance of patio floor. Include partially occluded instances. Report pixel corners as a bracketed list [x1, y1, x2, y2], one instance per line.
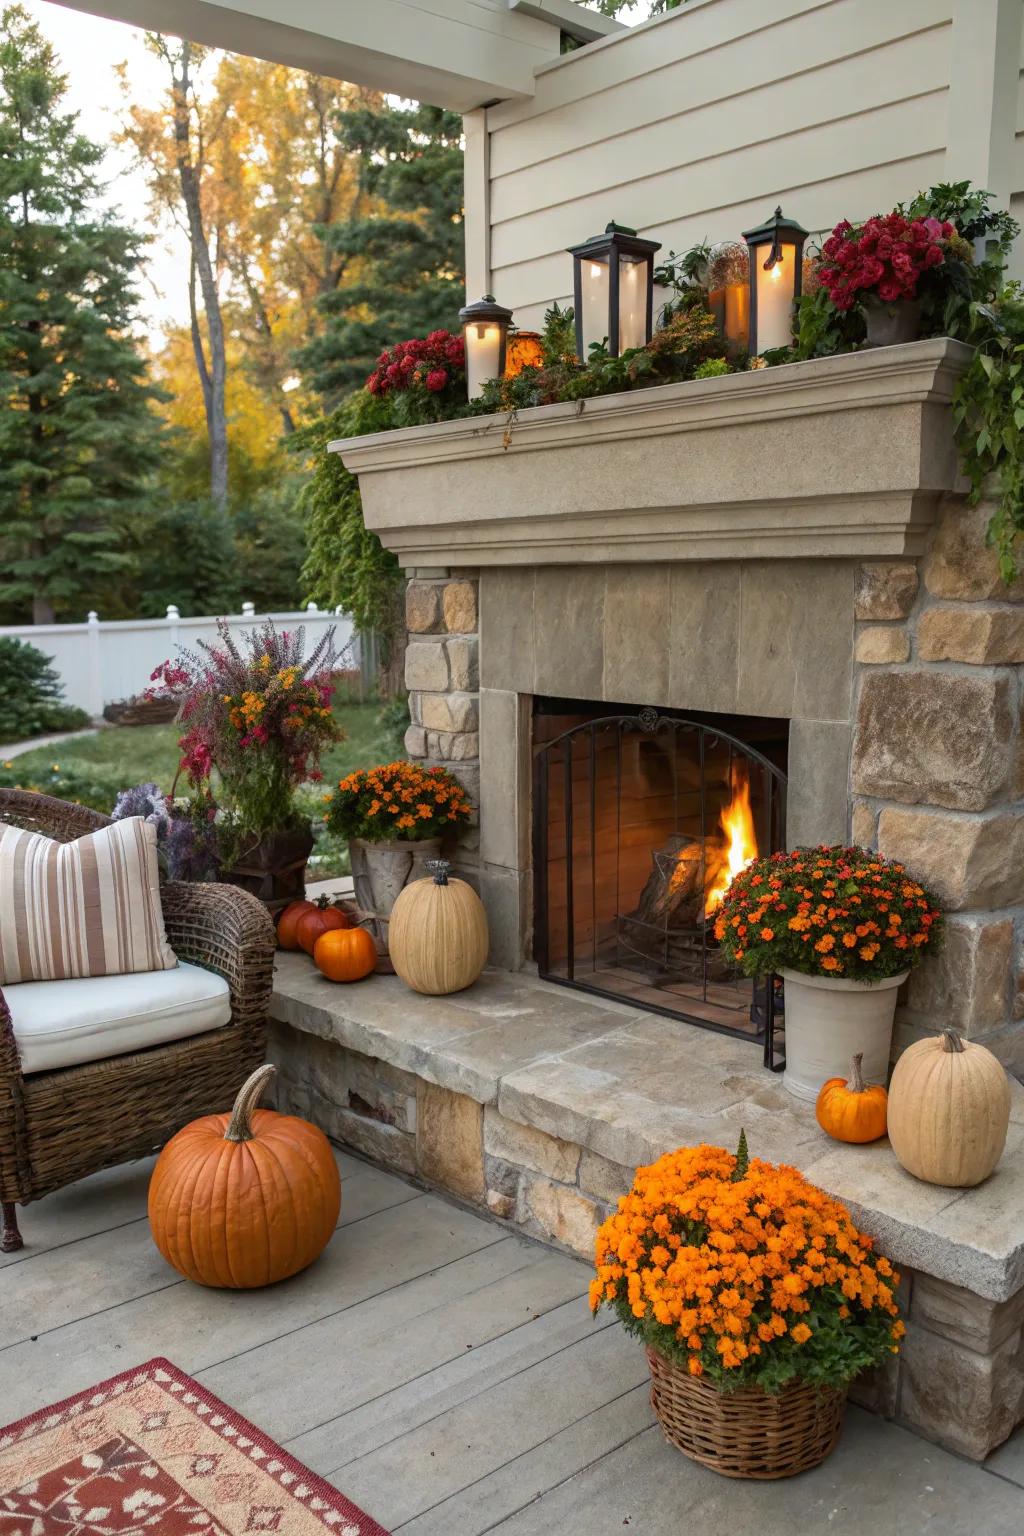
[4, 1153, 1024, 1534]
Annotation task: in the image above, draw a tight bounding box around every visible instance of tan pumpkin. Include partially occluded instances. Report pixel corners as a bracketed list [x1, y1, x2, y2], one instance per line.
[148, 1064, 341, 1287]
[815, 1053, 888, 1144]
[887, 1029, 1010, 1187]
[388, 858, 489, 995]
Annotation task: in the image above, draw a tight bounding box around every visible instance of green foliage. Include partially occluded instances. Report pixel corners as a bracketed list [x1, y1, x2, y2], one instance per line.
[293, 390, 403, 648]
[135, 500, 241, 617]
[0, 5, 163, 623]
[952, 297, 1024, 578]
[0, 637, 90, 739]
[300, 102, 465, 403]
[792, 283, 865, 360]
[232, 478, 310, 613]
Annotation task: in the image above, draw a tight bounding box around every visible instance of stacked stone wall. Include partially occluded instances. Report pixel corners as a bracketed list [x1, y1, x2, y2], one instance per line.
[402, 568, 481, 881]
[850, 495, 1024, 1067]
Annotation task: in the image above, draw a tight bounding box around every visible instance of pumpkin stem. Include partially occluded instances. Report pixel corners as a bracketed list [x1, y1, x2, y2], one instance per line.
[427, 858, 450, 886]
[224, 1064, 276, 1142]
[848, 1053, 866, 1094]
[941, 1028, 967, 1054]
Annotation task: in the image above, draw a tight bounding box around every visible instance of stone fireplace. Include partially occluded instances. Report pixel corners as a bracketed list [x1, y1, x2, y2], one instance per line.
[263, 339, 1024, 1459]
[341, 338, 1022, 1072]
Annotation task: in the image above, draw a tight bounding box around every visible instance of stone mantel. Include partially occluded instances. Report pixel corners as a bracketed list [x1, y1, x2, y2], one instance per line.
[331, 338, 972, 567]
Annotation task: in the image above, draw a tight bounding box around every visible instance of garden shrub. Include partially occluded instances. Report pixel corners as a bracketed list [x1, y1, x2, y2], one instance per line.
[0, 638, 90, 741]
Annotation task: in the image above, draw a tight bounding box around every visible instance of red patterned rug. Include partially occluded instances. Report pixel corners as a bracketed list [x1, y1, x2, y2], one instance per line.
[0, 1357, 389, 1535]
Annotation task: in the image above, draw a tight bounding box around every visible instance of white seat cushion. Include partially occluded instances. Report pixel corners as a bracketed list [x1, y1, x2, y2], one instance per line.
[5, 962, 232, 1075]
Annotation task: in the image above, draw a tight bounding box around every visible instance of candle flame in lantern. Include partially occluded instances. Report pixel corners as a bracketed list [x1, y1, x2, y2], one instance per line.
[704, 770, 758, 917]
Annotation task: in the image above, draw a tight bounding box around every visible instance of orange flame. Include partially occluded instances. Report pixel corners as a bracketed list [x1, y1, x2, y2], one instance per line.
[704, 770, 758, 917]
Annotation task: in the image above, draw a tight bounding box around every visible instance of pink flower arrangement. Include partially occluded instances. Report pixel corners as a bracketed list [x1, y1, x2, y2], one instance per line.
[366, 330, 465, 397]
[819, 213, 956, 311]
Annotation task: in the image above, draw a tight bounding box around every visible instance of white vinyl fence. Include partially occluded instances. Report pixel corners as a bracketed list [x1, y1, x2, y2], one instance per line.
[1, 603, 358, 717]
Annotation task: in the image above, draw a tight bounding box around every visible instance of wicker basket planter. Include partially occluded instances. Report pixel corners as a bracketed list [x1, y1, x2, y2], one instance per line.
[220, 822, 315, 915]
[645, 1347, 845, 1479]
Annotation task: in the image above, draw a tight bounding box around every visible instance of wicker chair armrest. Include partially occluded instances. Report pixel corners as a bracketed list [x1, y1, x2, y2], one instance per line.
[161, 882, 276, 1033]
[0, 789, 111, 842]
[0, 987, 30, 1203]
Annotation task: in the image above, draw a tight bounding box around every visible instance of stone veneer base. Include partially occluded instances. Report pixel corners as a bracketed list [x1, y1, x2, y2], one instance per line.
[271, 952, 1024, 1462]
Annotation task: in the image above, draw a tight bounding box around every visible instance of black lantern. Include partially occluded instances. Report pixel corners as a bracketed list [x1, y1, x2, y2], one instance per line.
[459, 295, 513, 400]
[567, 221, 661, 359]
[742, 205, 808, 354]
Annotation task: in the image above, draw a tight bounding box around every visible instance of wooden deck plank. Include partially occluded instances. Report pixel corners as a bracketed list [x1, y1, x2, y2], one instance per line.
[328, 1324, 649, 1530]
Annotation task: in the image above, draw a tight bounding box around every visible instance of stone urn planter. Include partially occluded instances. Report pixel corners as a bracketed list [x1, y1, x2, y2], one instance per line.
[349, 836, 442, 923]
[862, 295, 921, 348]
[220, 821, 315, 916]
[780, 968, 908, 1101]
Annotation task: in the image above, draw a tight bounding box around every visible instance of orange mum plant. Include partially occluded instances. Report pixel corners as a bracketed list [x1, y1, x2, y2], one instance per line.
[324, 760, 473, 843]
[713, 845, 942, 984]
[591, 1134, 903, 1392]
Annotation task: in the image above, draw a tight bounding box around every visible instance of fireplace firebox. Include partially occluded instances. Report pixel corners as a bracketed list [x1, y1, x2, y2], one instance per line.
[532, 699, 787, 1066]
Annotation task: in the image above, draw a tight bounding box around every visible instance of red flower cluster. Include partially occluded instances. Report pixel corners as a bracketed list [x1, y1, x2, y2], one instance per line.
[819, 213, 955, 311]
[367, 331, 465, 396]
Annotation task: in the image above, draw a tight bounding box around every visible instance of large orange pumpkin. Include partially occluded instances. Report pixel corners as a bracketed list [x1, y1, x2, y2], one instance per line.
[277, 898, 314, 950]
[314, 924, 377, 982]
[296, 896, 350, 955]
[815, 1053, 888, 1144]
[148, 1064, 340, 1288]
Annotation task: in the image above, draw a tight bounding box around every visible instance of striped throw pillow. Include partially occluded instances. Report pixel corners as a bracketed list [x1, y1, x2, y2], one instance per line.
[0, 816, 177, 984]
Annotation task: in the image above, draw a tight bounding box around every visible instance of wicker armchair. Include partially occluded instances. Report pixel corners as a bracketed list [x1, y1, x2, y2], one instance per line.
[0, 790, 276, 1252]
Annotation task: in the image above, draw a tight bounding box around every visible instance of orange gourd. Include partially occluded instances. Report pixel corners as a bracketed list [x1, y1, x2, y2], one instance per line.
[148, 1064, 340, 1288]
[296, 895, 350, 955]
[277, 898, 314, 950]
[314, 924, 377, 982]
[815, 1053, 888, 1144]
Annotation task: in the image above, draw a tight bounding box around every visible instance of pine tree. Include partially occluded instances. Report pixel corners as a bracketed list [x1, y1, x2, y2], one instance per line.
[299, 102, 465, 402]
[0, 5, 162, 623]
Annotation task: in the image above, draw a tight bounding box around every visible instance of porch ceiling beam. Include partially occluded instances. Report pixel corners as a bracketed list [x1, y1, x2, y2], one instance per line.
[47, 0, 564, 109]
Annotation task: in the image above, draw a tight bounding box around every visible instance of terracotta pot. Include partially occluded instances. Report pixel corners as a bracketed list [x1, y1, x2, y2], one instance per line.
[862, 295, 921, 347]
[780, 968, 908, 1101]
[349, 836, 442, 920]
[220, 821, 315, 916]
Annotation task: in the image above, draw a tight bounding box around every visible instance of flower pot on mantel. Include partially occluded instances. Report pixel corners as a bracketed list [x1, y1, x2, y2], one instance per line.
[780, 968, 908, 1102]
[220, 821, 315, 916]
[861, 294, 921, 348]
[349, 836, 442, 923]
[645, 1347, 845, 1479]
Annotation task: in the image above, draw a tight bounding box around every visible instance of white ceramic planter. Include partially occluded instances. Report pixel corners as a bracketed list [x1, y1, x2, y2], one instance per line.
[780, 968, 908, 1102]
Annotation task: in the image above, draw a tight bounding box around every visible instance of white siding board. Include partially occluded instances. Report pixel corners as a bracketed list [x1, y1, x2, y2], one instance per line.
[495, 150, 947, 325]
[489, 0, 949, 177]
[489, 91, 948, 271]
[489, 31, 949, 224]
[487, 0, 845, 129]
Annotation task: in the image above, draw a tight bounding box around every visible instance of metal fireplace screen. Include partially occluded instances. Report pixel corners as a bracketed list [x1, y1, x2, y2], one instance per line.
[533, 702, 788, 1068]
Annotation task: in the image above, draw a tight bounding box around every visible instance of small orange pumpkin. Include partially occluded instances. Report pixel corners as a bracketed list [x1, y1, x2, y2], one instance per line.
[277, 898, 314, 950]
[314, 924, 377, 982]
[297, 896, 350, 955]
[148, 1064, 341, 1288]
[816, 1053, 888, 1144]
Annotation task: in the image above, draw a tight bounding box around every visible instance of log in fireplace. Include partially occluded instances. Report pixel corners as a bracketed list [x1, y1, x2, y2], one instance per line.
[532, 699, 787, 1065]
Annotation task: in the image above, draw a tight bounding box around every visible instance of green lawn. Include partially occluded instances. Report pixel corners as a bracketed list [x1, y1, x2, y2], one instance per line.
[0, 702, 408, 879]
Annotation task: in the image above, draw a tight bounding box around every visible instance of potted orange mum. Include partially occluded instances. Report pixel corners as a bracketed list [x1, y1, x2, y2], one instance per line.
[714, 846, 942, 1100]
[324, 760, 472, 919]
[591, 1134, 903, 1480]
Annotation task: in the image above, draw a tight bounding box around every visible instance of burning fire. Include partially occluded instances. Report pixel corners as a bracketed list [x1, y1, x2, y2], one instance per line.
[704, 770, 758, 917]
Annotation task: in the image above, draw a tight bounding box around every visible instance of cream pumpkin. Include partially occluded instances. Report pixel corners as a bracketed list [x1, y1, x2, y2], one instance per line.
[388, 858, 489, 995]
[887, 1029, 1010, 1188]
[148, 1064, 341, 1287]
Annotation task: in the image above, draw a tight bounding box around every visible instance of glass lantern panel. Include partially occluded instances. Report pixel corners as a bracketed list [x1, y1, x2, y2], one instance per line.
[579, 254, 610, 355]
[617, 254, 648, 353]
[465, 322, 504, 399]
[753, 240, 797, 352]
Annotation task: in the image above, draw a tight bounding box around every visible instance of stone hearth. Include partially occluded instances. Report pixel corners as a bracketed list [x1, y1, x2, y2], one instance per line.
[270, 952, 1024, 1461]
